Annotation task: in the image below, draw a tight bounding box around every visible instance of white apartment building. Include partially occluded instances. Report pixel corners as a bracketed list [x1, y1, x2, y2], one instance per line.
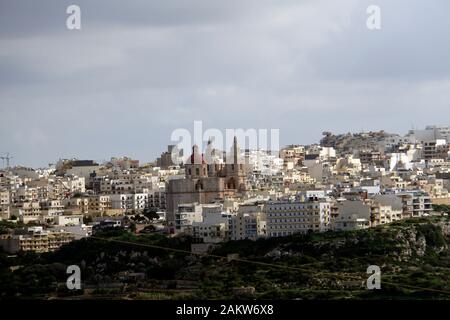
[319, 147, 336, 160]
[134, 193, 149, 211]
[402, 127, 448, 159]
[245, 150, 284, 175]
[395, 191, 432, 218]
[51, 224, 92, 240]
[175, 203, 203, 232]
[66, 163, 99, 180]
[54, 214, 83, 226]
[192, 206, 231, 243]
[60, 176, 86, 193]
[40, 200, 65, 217]
[110, 193, 149, 212]
[425, 125, 450, 141]
[108, 174, 155, 194]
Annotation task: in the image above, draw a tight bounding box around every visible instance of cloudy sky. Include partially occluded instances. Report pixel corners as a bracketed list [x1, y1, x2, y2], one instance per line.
[1, 0, 449, 168]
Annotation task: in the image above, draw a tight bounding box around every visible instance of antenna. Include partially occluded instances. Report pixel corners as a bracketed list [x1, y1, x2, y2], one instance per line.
[1, 153, 13, 168]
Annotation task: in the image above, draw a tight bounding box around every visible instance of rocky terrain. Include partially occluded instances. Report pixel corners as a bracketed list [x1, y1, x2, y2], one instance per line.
[1, 216, 449, 300]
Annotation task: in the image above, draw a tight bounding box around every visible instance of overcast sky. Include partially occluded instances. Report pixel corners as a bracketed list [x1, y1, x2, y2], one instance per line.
[1, 0, 449, 168]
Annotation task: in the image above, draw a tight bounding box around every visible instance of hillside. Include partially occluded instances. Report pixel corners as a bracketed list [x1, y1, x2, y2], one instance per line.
[1, 216, 449, 300]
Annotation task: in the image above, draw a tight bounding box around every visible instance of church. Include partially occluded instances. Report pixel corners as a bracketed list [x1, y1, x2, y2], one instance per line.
[166, 137, 248, 232]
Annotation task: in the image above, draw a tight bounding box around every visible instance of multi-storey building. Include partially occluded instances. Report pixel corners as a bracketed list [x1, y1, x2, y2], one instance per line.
[0, 204, 10, 220]
[0, 189, 10, 205]
[11, 201, 41, 223]
[0, 227, 75, 253]
[370, 195, 403, 226]
[192, 205, 231, 243]
[88, 195, 112, 213]
[148, 189, 166, 210]
[175, 203, 203, 232]
[110, 194, 142, 213]
[229, 204, 266, 240]
[331, 200, 371, 231]
[40, 200, 65, 217]
[0, 189, 10, 220]
[395, 191, 432, 218]
[265, 198, 332, 237]
[63, 197, 89, 214]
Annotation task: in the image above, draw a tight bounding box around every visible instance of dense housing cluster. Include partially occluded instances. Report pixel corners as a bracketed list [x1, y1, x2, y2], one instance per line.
[1, 125, 450, 253]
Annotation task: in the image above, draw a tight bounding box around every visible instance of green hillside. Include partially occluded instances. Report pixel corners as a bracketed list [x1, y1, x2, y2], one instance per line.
[1, 216, 449, 300]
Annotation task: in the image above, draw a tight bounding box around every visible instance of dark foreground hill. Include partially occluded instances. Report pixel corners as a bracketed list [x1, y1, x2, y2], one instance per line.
[1, 216, 449, 300]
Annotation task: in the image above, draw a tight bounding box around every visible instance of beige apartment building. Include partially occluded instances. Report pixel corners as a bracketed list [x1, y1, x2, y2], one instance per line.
[10, 201, 41, 223]
[0, 190, 10, 220]
[229, 204, 266, 240]
[0, 189, 10, 205]
[0, 227, 75, 253]
[266, 198, 332, 237]
[63, 197, 89, 214]
[370, 195, 403, 226]
[88, 195, 112, 213]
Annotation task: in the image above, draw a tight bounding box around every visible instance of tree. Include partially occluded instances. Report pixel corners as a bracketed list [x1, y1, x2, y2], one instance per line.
[83, 216, 93, 224]
[143, 208, 159, 221]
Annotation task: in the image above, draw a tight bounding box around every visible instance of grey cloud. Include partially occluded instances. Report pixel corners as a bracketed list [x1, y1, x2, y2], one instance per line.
[0, 0, 449, 167]
[310, 0, 450, 81]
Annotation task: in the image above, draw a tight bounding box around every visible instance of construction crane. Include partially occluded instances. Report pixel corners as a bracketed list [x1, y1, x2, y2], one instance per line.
[0, 153, 13, 168]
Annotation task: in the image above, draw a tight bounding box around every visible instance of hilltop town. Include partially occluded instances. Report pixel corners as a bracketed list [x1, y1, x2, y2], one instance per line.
[1, 125, 450, 254]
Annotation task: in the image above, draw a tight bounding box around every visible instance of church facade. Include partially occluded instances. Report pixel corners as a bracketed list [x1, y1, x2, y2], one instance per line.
[166, 137, 247, 231]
